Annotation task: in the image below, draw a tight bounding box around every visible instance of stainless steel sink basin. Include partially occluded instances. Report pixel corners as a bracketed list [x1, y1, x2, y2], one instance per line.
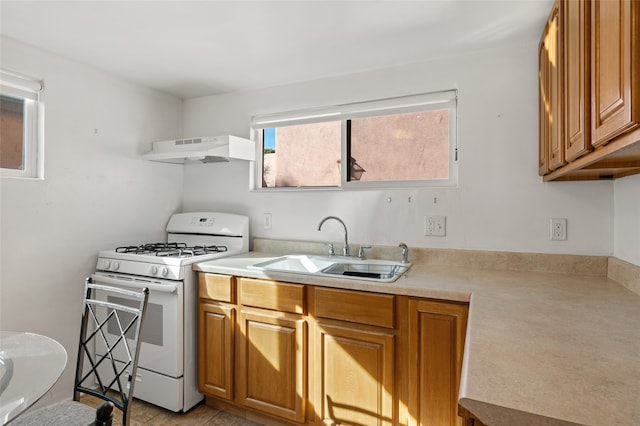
[249, 255, 410, 283]
[321, 262, 403, 280]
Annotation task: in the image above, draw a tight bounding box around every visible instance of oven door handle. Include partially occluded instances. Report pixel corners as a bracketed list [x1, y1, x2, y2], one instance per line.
[90, 274, 178, 293]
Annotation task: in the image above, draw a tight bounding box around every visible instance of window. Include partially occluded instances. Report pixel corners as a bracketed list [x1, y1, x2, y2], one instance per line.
[0, 69, 44, 179]
[252, 90, 457, 190]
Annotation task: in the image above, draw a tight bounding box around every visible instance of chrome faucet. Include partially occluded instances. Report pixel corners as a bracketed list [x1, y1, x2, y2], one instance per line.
[398, 242, 409, 263]
[317, 216, 350, 256]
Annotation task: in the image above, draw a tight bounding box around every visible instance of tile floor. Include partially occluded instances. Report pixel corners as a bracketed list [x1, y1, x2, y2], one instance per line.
[80, 395, 263, 426]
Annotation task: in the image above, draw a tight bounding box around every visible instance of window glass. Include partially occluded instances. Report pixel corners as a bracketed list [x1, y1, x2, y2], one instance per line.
[252, 90, 457, 190]
[0, 95, 26, 170]
[348, 110, 449, 182]
[262, 121, 341, 188]
[0, 69, 43, 179]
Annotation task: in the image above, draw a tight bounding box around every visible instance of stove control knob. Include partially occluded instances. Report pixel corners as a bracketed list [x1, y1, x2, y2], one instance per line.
[150, 266, 158, 276]
[102, 260, 111, 270]
[160, 267, 169, 277]
[112, 261, 120, 271]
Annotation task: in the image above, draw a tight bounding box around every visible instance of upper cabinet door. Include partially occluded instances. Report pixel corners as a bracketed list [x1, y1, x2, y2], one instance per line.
[591, 0, 640, 147]
[539, 35, 551, 176]
[564, 0, 592, 161]
[547, 0, 566, 171]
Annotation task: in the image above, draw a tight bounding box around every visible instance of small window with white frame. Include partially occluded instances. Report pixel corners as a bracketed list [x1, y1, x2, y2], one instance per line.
[251, 90, 458, 190]
[0, 69, 44, 179]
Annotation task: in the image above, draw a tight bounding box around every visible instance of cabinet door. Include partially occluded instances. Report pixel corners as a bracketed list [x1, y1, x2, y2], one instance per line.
[591, 0, 640, 147]
[237, 308, 307, 423]
[314, 321, 394, 426]
[564, 0, 592, 161]
[198, 302, 235, 400]
[539, 36, 550, 176]
[547, 0, 566, 170]
[407, 299, 468, 426]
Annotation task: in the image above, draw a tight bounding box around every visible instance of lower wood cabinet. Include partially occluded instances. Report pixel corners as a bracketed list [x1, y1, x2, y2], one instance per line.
[313, 321, 394, 426]
[407, 299, 468, 426]
[311, 287, 396, 425]
[237, 308, 307, 423]
[198, 302, 235, 400]
[197, 272, 469, 426]
[197, 273, 236, 401]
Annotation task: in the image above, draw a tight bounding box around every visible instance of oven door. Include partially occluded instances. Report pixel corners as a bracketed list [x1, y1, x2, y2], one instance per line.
[90, 272, 183, 378]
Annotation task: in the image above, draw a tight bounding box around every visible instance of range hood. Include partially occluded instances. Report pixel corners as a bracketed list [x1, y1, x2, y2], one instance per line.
[142, 135, 255, 164]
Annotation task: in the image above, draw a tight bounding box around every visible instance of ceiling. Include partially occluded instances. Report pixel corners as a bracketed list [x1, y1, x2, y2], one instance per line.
[0, 1, 553, 100]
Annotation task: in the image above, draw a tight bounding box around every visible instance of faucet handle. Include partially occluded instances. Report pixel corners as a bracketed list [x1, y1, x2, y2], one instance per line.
[398, 243, 409, 263]
[357, 245, 372, 259]
[325, 243, 335, 256]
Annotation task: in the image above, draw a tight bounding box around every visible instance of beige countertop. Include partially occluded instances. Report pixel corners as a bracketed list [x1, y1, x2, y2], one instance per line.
[194, 251, 640, 426]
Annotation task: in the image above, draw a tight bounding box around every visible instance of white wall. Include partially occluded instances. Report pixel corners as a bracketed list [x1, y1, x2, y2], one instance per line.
[181, 42, 615, 257]
[614, 174, 640, 265]
[0, 37, 184, 406]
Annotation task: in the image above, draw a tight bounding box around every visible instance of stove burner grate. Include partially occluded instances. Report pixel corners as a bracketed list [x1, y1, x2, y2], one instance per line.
[115, 243, 228, 258]
[155, 245, 228, 258]
[116, 242, 187, 254]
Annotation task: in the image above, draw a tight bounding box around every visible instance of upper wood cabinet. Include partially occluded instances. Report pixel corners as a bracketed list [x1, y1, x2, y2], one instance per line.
[539, 38, 551, 175]
[591, 0, 639, 147]
[548, 0, 566, 171]
[564, 0, 592, 161]
[540, 0, 640, 181]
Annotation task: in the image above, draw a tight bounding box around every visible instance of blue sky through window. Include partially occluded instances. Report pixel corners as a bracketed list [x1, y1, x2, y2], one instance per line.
[264, 128, 275, 150]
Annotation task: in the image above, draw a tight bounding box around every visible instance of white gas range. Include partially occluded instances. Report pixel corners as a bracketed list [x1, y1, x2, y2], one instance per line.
[92, 212, 249, 412]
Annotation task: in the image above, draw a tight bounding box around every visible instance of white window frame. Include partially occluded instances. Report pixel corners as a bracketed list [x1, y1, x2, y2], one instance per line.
[1, 69, 44, 179]
[250, 90, 458, 191]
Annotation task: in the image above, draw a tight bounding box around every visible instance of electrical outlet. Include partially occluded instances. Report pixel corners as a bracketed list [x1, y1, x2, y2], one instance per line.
[263, 213, 272, 230]
[424, 216, 446, 236]
[550, 218, 567, 241]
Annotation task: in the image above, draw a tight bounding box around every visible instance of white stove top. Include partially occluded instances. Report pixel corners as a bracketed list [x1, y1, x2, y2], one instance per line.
[96, 212, 249, 280]
[98, 246, 243, 265]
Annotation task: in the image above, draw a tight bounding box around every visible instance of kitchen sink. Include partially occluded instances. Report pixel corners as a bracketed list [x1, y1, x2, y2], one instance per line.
[249, 254, 335, 273]
[321, 262, 403, 280]
[249, 255, 410, 283]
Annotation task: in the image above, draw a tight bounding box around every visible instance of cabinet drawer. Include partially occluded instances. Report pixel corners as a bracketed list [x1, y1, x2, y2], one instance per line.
[314, 287, 395, 328]
[199, 273, 235, 303]
[238, 278, 305, 314]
